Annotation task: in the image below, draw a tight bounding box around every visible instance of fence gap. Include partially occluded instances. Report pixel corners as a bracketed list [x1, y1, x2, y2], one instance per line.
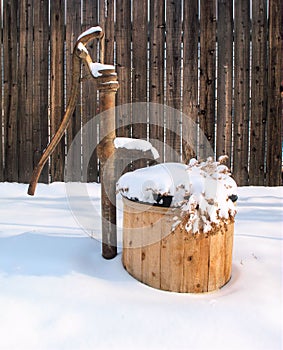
[132, 0, 148, 170]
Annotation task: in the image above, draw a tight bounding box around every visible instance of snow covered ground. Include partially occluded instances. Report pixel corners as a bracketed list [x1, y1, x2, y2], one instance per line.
[0, 182, 282, 350]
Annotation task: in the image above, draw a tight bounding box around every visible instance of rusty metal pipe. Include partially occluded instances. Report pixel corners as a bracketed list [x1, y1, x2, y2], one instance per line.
[28, 28, 104, 196]
[96, 72, 119, 259]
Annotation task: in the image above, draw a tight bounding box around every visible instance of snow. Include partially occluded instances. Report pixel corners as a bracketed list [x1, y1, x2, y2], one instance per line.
[0, 182, 282, 350]
[117, 162, 189, 203]
[117, 159, 237, 234]
[77, 42, 89, 55]
[114, 137, 159, 159]
[77, 26, 102, 41]
[89, 62, 116, 78]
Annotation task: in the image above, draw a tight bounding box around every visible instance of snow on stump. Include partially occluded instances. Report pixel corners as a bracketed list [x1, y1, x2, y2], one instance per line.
[117, 158, 238, 293]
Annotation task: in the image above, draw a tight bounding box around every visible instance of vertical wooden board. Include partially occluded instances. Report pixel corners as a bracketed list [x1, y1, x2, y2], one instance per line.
[216, 0, 233, 166]
[50, 0, 65, 182]
[168, 227, 184, 292]
[182, 0, 199, 163]
[161, 219, 184, 292]
[99, 0, 115, 64]
[233, 0, 250, 186]
[132, 103, 148, 170]
[266, 0, 282, 186]
[82, 0, 98, 182]
[129, 1, 148, 170]
[115, 0, 131, 137]
[182, 232, 200, 293]
[208, 230, 225, 292]
[17, 0, 27, 182]
[33, 0, 49, 183]
[66, 0, 82, 181]
[160, 209, 173, 290]
[132, 0, 148, 169]
[192, 234, 210, 293]
[3, 0, 19, 182]
[224, 221, 234, 282]
[199, 235, 211, 292]
[0, 2, 3, 181]
[122, 201, 132, 271]
[141, 210, 162, 289]
[123, 201, 143, 281]
[199, 0, 216, 159]
[149, 0, 165, 162]
[165, 0, 182, 162]
[249, 0, 267, 186]
[25, 0, 34, 182]
[18, 0, 34, 183]
[160, 234, 171, 291]
[132, 0, 148, 108]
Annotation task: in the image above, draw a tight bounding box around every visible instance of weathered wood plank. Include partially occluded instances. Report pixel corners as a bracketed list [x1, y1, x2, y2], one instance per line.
[66, 0, 82, 181]
[149, 0, 165, 162]
[224, 221, 234, 283]
[199, 0, 217, 159]
[122, 198, 143, 280]
[266, 0, 282, 185]
[233, 0, 250, 185]
[0, 0, 281, 187]
[208, 230, 225, 292]
[182, 0, 199, 163]
[216, 0, 233, 166]
[193, 235, 210, 293]
[122, 198, 234, 293]
[116, 0, 131, 137]
[182, 232, 210, 293]
[18, 0, 34, 183]
[82, 0, 99, 182]
[132, 0, 147, 145]
[3, 0, 19, 182]
[0, 3, 3, 181]
[33, 0, 49, 183]
[249, 0, 268, 185]
[99, 0, 115, 64]
[141, 210, 161, 289]
[165, 0, 182, 162]
[50, 0, 65, 182]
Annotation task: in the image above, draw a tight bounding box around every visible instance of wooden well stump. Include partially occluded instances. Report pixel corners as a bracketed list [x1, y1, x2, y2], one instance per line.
[122, 197, 234, 293]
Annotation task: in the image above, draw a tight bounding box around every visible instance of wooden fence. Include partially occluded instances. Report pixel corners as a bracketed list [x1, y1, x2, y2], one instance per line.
[0, 0, 282, 186]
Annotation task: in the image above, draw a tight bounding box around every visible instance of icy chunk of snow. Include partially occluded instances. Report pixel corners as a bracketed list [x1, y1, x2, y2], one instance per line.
[89, 62, 115, 77]
[77, 26, 102, 41]
[114, 137, 159, 159]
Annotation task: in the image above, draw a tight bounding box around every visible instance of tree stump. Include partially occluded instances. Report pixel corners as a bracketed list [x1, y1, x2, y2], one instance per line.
[122, 197, 234, 293]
